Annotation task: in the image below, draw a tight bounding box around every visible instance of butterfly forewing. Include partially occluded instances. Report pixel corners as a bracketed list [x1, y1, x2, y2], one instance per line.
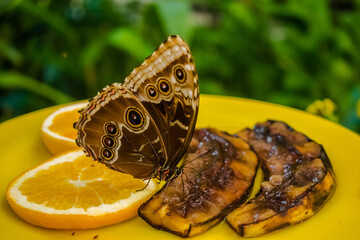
[123, 35, 199, 170]
[75, 85, 167, 179]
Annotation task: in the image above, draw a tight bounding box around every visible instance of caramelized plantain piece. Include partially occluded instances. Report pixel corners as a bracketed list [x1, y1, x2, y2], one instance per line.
[139, 128, 258, 237]
[227, 120, 336, 237]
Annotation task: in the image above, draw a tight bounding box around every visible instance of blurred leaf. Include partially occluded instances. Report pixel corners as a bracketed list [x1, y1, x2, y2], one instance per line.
[107, 28, 153, 61]
[331, 59, 353, 83]
[0, 72, 74, 104]
[283, 67, 314, 91]
[18, 1, 76, 41]
[226, 1, 256, 31]
[154, 1, 192, 40]
[200, 79, 227, 95]
[335, 29, 355, 54]
[0, 0, 23, 14]
[0, 39, 23, 65]
[81, 39, 106, 94]
[269, 92, 310, 109]
[81, 40, 105, 68]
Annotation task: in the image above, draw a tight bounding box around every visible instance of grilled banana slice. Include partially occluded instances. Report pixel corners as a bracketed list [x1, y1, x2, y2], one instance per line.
[139, 128, 258, 237]
[227, 120, 336, 237]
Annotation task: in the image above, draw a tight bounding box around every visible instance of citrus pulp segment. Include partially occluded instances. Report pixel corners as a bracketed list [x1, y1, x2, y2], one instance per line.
[6, 150, 158, 229]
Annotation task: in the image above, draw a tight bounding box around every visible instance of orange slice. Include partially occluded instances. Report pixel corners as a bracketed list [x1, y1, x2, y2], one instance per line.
[41, 102, 86, 155]
[6, 150, 158, 229]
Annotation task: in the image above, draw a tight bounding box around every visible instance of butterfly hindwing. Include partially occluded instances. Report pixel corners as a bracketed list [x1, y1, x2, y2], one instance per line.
[75, 84, 166, 179]
[75, 35, 199, 180]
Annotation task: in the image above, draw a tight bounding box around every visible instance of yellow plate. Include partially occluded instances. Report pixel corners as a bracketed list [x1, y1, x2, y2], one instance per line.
[1, 95, 359, 240]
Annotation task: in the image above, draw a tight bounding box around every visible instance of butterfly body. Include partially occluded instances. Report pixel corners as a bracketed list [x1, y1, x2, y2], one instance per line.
[74, 35, 199, 180]
[154, 166, 183, 182]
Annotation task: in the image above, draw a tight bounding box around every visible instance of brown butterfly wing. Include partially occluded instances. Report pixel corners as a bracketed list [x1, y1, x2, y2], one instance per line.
[123, 35, 199, 169]
[74, 84, 166, 179]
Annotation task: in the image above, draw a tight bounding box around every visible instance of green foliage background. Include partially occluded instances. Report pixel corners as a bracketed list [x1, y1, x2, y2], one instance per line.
[1, 0, 359, 132]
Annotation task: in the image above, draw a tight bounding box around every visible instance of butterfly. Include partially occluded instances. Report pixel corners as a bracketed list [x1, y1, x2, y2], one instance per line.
[74, 35, 199, 182]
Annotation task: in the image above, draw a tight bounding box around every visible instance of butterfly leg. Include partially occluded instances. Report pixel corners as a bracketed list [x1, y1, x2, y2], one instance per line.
[183, 166, 196, 172]
[136, 178, 152, 192]
[180, 172, 186, 198]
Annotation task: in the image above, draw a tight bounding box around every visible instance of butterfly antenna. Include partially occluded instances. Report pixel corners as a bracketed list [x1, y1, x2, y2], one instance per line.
[180, 171, 185, 197]
[182, 166, 197, 173]
[180, 171, 192, 200]
[182, 146, 217, 168]
[183, 170, 190, 183]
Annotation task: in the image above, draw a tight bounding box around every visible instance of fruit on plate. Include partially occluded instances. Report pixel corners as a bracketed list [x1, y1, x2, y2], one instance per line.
[41, 102, 86, 155]
[227, 120, 336, 237]
[6, 150, 158, 229]
[139, 128, 258, 237]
